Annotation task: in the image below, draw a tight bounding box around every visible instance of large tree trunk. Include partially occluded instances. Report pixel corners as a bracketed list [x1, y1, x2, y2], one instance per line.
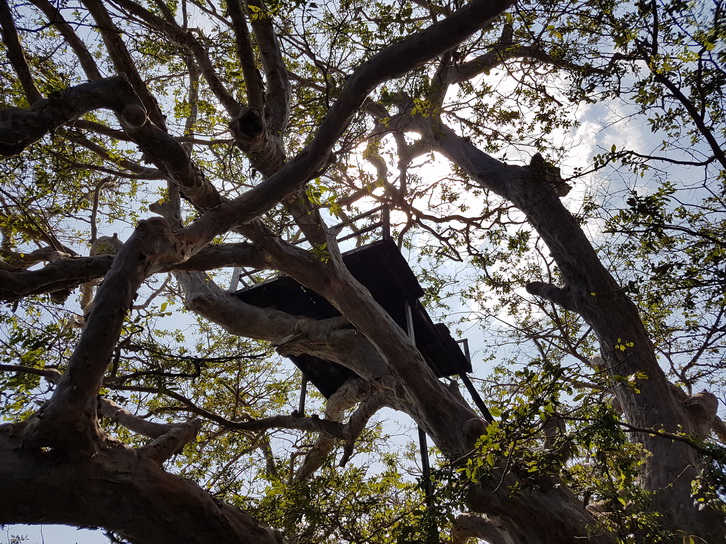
[432, 123, 725, 542]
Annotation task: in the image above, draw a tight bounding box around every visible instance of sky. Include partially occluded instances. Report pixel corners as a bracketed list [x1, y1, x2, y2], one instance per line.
[2, 525, 104, 544]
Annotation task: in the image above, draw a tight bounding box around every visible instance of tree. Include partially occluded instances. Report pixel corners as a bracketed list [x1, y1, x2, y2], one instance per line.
[0, 0, 724, 542]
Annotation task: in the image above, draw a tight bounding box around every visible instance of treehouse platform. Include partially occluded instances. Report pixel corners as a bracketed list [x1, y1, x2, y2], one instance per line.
[234, 239, 471, 398]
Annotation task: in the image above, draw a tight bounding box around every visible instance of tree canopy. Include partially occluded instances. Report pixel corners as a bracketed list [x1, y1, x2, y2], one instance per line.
[0, 0, 724, 543]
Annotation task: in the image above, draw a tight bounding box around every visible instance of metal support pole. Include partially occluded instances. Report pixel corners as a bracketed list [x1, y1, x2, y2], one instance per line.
[298, 375, 308, 416]
[405, 300, 439, 543]
[418, 426, 438, 543]
[457, 338, 471, 365]
[404, 300, 415, 343]
[382, 204, 391, 240]
[458, 372, 493, 423]
[455, 338, 494, 422]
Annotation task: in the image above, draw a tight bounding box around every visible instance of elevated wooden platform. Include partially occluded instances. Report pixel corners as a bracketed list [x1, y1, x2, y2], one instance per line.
[235, 239, 471, 398]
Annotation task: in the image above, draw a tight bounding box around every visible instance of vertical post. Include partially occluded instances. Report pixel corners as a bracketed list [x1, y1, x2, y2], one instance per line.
[404, 300, 415, 343]
[382, 204, 391, 240]
[457, 338, 471, 365]
[418, 425, 438, 543]
[298, 375, 308, 416]
[227, 267, 243, 292]
[405, 301, 439, 543]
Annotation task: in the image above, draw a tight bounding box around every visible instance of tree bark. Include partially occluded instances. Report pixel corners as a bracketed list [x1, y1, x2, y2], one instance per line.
[431, 122, 725, 542]
[0, 428, 284, 544]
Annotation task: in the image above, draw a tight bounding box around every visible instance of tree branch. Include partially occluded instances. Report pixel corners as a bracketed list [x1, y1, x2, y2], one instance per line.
[0, 0, 42, 103]
[81, 0, 167, 129]
[295, 379, 373, 481]
[27, 218, 187, 453]
[525, 281, 577, 313]
[248, 0, 291, 133]
[226, 0, 265, 110]
[178, 0, 516, 252]
[0, 77, 132, 156]
[636, 39, 726, 172]
[339, 390, 387, 466]
[0, 242, 268, 302]
[138, 419, 202, 465]
[28, 0, 103, 80]
[98, 397, 191, 440]
[110, 0, 241, 117]
[0, 429, 287, 544]
[119, 384, 347, 438]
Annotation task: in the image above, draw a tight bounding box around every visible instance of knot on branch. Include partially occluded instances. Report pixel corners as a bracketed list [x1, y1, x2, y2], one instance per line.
[136, 217, 187, 270]
[526, 281, 576, 311]
[229, 107, 285, 175]
[528, 153, 571, 197]
[231, 107, 263, 140]
[682, 390, 718, 439]
[121, 104, 147, 129]
[463, 417, 487, 439]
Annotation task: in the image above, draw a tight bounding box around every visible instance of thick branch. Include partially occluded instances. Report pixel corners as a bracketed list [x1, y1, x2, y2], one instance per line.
[182, 0, 516, 257]
[525, 281, 577, 312]
[120, 103, 225, 210]
[451, 513, 508, 544]
[466, 470, 616, 544]
[0, 365, 203, 464]
[431, 121, 724, 540]
[0, 0, 42, 103]
[248, 0, 290, 133]
[111, 0, 241, 117]
[177, 271, 346, 343]
[278, 327, 394, 382]
[28, 0, 102, 80]
[0, 429, 286, 544]
[227, 0, 265, 110]
[0, 75, 224, 209]
[0, 242, 267, 302]
[81, 0, 167, 129]
[29, 218, 186, 453]
[0, 78, 134, 156]
[339, 390, 387, 466]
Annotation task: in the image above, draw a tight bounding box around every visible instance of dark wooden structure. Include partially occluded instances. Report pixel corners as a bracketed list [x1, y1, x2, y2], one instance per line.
[234, 239, 472, 398]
